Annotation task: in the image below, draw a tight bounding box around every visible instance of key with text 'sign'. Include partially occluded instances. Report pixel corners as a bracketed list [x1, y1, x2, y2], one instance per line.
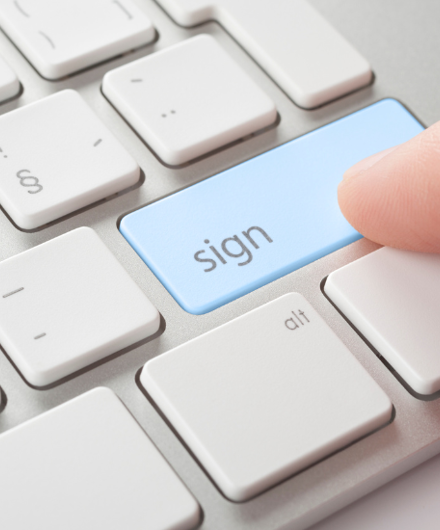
[120, 99, 424, 314]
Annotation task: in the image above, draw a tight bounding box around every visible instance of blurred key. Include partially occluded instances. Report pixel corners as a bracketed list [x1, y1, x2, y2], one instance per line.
[154, 0, 372, 108]
[0, 0, 155, 79]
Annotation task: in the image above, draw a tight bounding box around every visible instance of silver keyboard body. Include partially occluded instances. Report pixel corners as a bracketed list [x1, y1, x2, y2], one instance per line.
[1, 1, 439, 528]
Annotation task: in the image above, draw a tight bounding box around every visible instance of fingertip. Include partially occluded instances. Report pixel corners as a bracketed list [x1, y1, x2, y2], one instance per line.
[337, 171, 373, 237]
[342, 145, 399, 181]
[338, 133, 440, 253]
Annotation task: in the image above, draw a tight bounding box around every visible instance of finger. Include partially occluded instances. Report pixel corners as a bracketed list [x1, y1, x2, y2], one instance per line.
[338, 120, 440, 253]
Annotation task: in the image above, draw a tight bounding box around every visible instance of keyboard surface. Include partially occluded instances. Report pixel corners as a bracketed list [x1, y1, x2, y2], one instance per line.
[1, 1, 440, 529]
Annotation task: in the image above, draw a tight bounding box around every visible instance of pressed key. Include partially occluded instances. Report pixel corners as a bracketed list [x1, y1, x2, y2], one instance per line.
[0, 227, 160, 387]
[154, 0, 372, 108]
[0, 388, 200, 530]
[0, 89, 140, 230]
[0, 55, 20, 103]
[0, 0, 155, 79]
[325, 248, 440, 396]
[141, 293, 392, 502]
[103, 34, 277, 165]
[120, 99, 424, 315]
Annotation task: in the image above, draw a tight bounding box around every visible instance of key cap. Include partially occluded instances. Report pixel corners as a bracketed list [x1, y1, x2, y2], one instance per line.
[325, 248, 440, 396]
[154, 0, 372, 109]
[0, 0, 155, 79]
[0, 387, 200, 530]
[120, 99, 424, 315]
[0, 55, 20, 103]
[103, 34, 277, 165]
[0, 89, 140, 230]
[0, 227, 160, 387]
[141, 293, 392, 502]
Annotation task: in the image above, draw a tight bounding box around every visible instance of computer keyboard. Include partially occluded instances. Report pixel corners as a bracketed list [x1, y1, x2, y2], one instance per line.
[1, 1, 440, 529]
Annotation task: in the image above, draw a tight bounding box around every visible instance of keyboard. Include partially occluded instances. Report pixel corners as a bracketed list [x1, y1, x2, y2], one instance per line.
[0, 1, 439, 529]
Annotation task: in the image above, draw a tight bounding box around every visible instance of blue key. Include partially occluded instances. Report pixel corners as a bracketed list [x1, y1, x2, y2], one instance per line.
[120, 99, 423, 314]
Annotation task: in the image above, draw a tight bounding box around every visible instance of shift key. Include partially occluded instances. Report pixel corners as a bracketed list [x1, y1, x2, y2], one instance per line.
[120, 99, 423, 314]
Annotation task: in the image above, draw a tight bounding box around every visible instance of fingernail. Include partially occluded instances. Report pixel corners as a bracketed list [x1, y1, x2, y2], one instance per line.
[343, 145, 399, 180]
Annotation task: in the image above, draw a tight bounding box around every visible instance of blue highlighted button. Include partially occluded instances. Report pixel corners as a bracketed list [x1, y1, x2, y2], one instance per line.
[120, 99, 423, 314]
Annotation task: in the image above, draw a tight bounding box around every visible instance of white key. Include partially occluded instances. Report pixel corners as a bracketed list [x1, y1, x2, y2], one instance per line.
[0, 55, 20, 103]
[154, 0, 372, 109]
[0, 227, 160, 387]
[0, 0, 155, 79]
[0, 387, 200, 530]
[325, 248, 440, 396]
[103, 34, 277, 165]
[0, 89, 139, 230]
[141, 293, 392, 502]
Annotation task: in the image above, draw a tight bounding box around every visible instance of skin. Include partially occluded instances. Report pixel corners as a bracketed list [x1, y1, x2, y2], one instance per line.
[338, 120, 440, 253]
